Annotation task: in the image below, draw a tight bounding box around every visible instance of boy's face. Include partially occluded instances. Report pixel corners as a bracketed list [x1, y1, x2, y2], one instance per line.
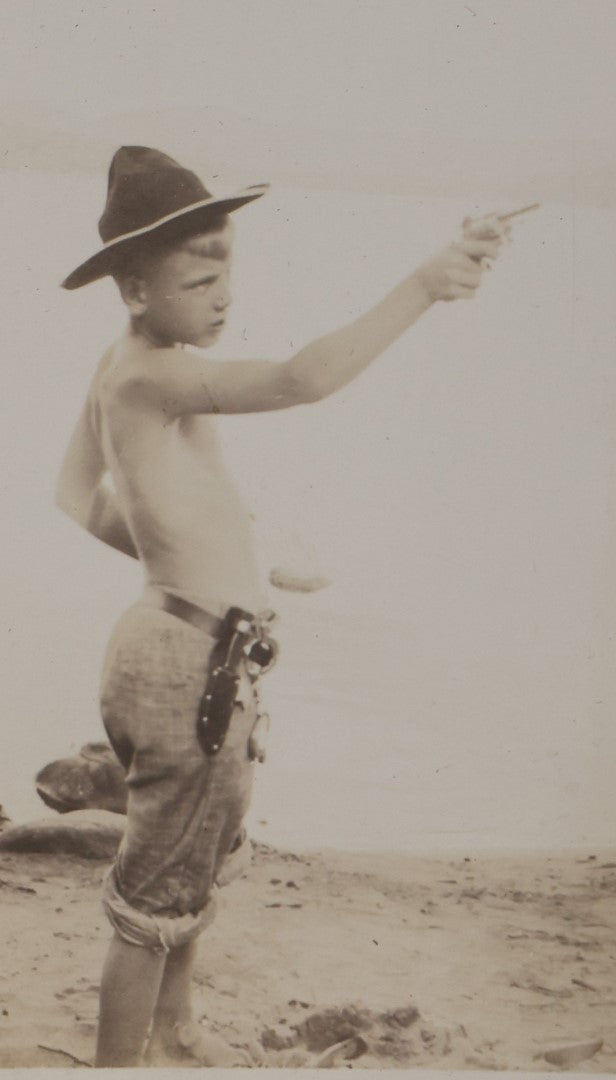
[134, 222, 234, 348]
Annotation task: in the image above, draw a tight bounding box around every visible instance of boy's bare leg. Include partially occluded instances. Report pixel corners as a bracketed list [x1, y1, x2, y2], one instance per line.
[95, 931, 166, 1067]
[148, 938, 197, 1056]
[147, 939, 251, 1065]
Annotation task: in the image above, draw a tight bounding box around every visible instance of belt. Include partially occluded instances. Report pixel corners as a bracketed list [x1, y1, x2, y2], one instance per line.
[143, 586, 279, 679]
[143, 587, 225, 639]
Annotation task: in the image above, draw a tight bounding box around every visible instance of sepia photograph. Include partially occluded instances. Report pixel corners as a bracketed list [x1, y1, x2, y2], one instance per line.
[0, 0, 614, 1073]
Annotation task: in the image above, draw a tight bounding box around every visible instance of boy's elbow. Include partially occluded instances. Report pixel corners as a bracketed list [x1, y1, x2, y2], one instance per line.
[293, 375, 324, 405]
[283, 359, 326, 405]
[54, 485, 87, 526]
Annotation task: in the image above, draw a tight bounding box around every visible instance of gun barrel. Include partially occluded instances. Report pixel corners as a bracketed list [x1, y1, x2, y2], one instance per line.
[497, 203, 540, 222]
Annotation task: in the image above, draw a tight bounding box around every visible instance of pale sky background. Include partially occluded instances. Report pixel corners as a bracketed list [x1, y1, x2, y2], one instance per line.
[1, 0, 614, 203]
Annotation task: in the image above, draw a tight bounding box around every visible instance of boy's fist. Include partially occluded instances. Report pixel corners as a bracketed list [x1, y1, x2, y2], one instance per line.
[416, 235, 503, 303]
[462, 213, 511, 243]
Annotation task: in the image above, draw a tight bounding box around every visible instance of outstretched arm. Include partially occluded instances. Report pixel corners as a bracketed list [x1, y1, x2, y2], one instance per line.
[286, 234, 497, 402]
[123, 235, 503, 418]
[55, 399, 138, 559]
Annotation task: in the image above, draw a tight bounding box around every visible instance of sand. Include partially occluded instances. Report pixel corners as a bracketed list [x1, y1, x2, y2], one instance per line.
[0, 843, 614, 1071]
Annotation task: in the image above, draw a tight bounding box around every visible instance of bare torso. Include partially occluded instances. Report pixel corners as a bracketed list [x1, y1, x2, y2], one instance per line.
[93, 336, 266, 616]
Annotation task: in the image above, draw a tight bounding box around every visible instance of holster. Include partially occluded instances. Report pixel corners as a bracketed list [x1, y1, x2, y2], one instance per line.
[196, 607, 255, 756]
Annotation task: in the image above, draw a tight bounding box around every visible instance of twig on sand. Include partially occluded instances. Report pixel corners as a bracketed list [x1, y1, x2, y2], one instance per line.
[0, 879, 37, 894]
[314, 1035, 368, 1068]
[37, 1044, 92, 1067]
[510, 980, 573, 999]
[571, 977, 598, 992]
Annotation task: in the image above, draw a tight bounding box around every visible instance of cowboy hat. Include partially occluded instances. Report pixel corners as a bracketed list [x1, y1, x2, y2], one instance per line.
[61, 146, 268, 290]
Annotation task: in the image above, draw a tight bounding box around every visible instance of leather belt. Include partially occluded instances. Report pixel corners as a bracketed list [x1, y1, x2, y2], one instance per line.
[143, 587, 225, 639]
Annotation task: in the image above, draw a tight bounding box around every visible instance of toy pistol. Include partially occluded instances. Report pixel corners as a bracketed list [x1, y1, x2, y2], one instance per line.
[463, 203, 540, 261]
[463, 202, 540, 237]
[493, 202, 541, 223]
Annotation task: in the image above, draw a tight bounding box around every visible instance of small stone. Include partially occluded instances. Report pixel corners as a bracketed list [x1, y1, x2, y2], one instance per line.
[543, 1039, 603, 1067]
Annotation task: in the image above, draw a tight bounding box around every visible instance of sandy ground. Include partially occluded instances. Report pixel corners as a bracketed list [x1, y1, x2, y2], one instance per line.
[0, 843, 614, 1071]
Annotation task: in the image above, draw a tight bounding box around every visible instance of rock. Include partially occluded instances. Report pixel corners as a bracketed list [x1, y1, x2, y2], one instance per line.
[543, 1039, 603, 1067]
[0, 809, 125, 859]
[293, 1005, 373, 1052]
[35, 742, 127, 814]
[268, 567, 331, 593]
[291, 1003, 426, 1061]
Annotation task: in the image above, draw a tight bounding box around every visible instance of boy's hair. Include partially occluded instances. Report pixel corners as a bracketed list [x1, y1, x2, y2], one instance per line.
[111, 212, 232, 284]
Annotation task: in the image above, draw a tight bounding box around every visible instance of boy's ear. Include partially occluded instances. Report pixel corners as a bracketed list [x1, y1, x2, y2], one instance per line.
[118, 275, 148, 315]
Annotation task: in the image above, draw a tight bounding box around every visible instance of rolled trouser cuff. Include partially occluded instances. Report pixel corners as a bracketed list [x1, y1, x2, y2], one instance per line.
[102, 867, 218, 953]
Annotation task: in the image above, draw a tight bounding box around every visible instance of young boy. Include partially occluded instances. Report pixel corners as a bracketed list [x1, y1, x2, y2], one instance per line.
[56, 146, 505, 1067]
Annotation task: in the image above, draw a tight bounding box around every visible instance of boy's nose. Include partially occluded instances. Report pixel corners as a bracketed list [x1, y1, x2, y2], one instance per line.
[214, 281, 231, 311]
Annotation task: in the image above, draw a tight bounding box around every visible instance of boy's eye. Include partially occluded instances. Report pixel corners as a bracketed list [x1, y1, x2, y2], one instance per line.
[186, 277, 216, 292]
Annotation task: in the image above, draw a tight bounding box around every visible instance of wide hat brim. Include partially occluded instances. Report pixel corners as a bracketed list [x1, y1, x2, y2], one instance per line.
[61, 184, 268, 290]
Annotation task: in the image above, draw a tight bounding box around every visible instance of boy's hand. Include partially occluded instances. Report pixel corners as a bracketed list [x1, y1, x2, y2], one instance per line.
[462, 213, 512, 244]
[416, 235, 503, 303]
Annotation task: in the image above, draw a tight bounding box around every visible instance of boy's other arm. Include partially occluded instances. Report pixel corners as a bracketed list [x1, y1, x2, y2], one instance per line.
[128, 235, 501, 417]
[55, 400, 138, 559]
[84, 482, 139, 559]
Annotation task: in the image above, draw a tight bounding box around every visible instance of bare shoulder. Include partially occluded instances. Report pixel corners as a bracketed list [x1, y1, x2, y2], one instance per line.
[99, 337, 221, 418]
[90, 336, 295, 419]
[91, 336, 172, 418]
[92, 336, 142, 397]
[81, 340, 160, 460]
